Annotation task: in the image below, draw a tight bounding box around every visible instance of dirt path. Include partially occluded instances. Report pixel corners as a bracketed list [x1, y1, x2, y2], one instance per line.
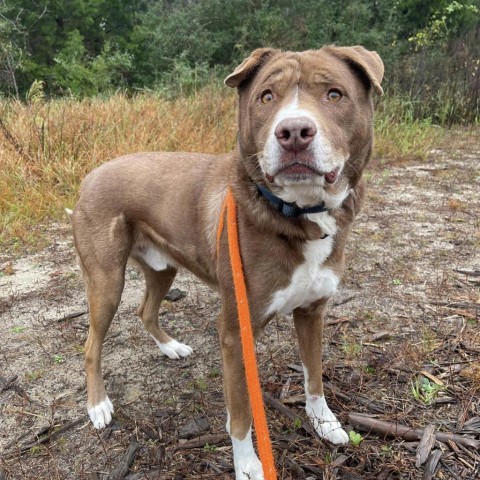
[1, 131, 479, 479]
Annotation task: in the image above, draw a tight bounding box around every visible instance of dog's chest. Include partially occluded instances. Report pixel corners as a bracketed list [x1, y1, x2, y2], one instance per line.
[266, 214, 339, 316]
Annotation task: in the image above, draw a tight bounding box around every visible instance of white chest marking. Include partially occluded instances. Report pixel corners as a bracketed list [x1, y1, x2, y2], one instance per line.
[266, 213, 339, 316]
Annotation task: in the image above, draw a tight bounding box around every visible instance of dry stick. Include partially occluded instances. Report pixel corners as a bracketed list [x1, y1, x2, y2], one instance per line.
[423, 450, 442, 480]
[349, 413, 480, 450]
[264, 393, 318, 439]
[0, 375, 18, 392]
[324, 381, 386, 414]
[107, 438, 139, 480]
[325, 317, 353, 326]
[16, 417, 85, 454]
[454, 269, 480, 277]
[332, 295, 356, 307]
[199, 459, 224, 474]
[286, 364, 386, 414]
[440, 459, 463, 480]
[415, 424, 436, 467]
[57, 310, 88, 322]
[427, 301, 480, 311]
[281, 454, 304, 477]
[173, 433, 230, 451]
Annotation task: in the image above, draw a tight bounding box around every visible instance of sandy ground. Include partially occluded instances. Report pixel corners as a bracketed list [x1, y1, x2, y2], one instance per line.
[1, 130, 479, 479]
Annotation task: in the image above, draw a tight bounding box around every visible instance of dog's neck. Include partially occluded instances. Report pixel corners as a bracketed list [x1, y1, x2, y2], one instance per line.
[255, 183, 329, 218]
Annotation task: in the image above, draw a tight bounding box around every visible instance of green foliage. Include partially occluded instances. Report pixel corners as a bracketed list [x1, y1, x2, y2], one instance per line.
[409, 1, 479, 48]
[410, 378, 443, 404]
[52, 31, 133, 96]
[0, 0, 478, 123]
[380, 445, 394, 456]
[203, 443, 217, 453]
[349, 430, 364, 446]
[54, 354, 65, 364]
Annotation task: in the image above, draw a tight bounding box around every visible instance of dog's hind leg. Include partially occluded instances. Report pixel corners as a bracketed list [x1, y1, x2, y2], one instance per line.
[84, 271, 124, 428]
[75, 213, 130, 429]
[137, 265, 193, 359]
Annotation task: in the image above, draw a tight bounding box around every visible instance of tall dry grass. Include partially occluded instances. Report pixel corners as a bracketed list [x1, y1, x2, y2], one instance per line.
[1, 87, 441, 250]
[0, 87, 236, 248]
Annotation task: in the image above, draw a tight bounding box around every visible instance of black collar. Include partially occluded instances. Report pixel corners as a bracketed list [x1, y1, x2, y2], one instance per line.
[256, 183, 330, 218]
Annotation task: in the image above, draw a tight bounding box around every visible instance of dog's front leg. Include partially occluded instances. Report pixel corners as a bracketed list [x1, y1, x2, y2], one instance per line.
[293, 302, 349, 444]
[217, 304, 265, 480]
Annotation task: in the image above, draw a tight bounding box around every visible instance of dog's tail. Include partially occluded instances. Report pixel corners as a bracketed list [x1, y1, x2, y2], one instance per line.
[65, 208, 73, 217]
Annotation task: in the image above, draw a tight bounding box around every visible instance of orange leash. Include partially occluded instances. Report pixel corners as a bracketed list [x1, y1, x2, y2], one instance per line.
[217, 187, 277, 480]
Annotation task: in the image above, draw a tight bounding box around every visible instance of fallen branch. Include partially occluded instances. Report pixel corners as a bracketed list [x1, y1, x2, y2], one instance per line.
[332, 295, 355, 307]
[416, 424, 436, 467]
[199, 459, 224, 474]
[349, 413, 480, 450]
[282, 389, 385, 415]
[454, 269, 480, 277]
[324, 382, 386, 414]
[57, 310, 88, 322]
[107, 438, 139, 480]
[0, 375, 18, 393]
[427, 301, 480, 311]
[173, 433, 229, 451]
[325, 317, 353, 326]
[4, 417, 86, 457]
[0, 375, 31, 402]
[281, 454, 304, 477]
[423, 450, 442, 480]
[286, 365, 386, 414]
[264, 392, 318, 438]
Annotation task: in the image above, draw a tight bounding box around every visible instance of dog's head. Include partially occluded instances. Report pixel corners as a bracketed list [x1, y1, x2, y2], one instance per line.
[225, 46, 383, 209]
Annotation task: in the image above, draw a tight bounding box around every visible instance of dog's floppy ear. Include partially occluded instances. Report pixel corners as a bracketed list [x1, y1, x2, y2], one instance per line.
[326, 46, 384, 96]
[225, 48, 279, 88]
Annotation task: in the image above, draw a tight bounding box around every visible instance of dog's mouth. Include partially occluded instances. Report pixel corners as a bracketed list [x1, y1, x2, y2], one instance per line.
[266, 163, 340, 185]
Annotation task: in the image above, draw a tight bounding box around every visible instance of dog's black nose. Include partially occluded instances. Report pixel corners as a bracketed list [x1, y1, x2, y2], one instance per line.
[274, 117, 317, 152]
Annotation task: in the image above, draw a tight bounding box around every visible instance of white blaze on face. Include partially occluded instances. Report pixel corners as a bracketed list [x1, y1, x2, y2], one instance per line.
[259, 88, 347, 200]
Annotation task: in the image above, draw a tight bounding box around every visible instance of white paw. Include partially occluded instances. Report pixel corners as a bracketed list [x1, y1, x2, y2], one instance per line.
[306, 395, 349, 445]
[232, 428, 264, 480]
[316, 422, 349, 445]
[155, 338, 193, 359]
[88, 396, 114, 429]
[235, 453, 264, 480]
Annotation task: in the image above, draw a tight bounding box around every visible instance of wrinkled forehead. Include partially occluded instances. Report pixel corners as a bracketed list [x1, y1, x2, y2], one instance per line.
[253, 50, 357, 91]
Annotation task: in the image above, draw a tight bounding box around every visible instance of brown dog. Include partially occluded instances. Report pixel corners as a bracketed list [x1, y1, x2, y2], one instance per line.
[72, 46, 383, 479]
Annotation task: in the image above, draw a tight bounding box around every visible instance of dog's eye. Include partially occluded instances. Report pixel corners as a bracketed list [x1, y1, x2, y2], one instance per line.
[260, 90, 274, 104]
[327, 89, 343, 102]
